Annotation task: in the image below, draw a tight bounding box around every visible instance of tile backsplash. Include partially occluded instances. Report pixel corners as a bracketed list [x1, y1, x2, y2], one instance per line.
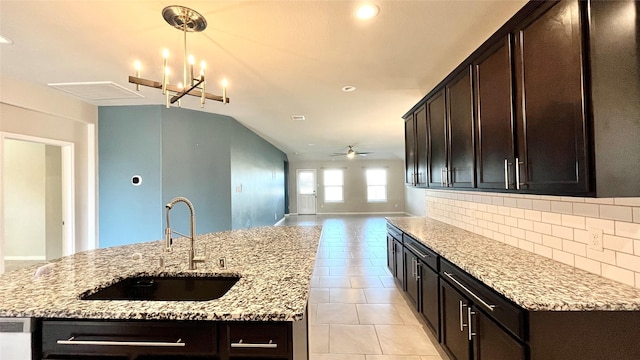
[424, 190, 640, 289]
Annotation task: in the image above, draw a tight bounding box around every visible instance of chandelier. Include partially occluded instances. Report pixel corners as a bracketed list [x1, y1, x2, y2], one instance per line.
[129, 5, 229, 108]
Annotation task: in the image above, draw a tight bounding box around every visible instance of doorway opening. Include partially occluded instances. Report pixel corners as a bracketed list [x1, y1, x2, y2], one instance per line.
[0, 133, 75, 274]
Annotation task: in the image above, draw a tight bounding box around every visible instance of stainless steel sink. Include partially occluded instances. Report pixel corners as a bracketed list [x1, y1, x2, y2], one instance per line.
[81, 275, 240, 301]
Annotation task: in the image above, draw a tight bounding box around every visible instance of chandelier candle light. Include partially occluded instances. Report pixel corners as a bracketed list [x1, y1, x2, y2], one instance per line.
[129, 5, 229, 108]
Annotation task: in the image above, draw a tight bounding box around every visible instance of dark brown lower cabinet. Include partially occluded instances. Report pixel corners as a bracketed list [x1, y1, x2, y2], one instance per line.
[393, 239, 404, 287]
[440, 280, 471, 360]
[404, 248, 419, 305]
[474, 309, 526, 360]
[386, 233, 394, 273]
[418, 260, 439, 340]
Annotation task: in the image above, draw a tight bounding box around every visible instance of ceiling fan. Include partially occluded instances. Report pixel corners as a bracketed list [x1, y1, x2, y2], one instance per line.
[331, 145, 372, 159]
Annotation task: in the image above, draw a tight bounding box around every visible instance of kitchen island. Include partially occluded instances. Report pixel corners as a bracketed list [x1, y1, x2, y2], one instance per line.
[386, 216, 640, 360]
[0, 225, 322, 359]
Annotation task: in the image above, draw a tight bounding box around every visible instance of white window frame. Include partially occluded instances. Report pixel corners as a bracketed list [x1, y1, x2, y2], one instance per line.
[366, 168, 387, 202]
[323, 169, 344, 203]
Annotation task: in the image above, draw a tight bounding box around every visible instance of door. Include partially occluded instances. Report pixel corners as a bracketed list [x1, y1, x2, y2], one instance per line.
[513, 0, 589, 194]
[419, 262, 440, 340]
[441, 280, 471, 360]
[393, 240, 404, 287]
[404, 115, 416, 185]
[475, 36, 515, 190]
[473, 308, 526, 360]
[415, 105, 428, 187]
[427, 90, 447, 188]
[404, 248, 418, 306]
[446, 67, 475, 188]
[296, 169, 316, 215]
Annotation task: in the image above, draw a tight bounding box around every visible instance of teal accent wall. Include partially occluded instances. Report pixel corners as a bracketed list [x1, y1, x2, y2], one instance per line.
[98, 106, 163, 247]
[98, 105, 286, 248]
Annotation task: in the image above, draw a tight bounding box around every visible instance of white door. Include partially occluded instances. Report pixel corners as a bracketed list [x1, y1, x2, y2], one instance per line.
[297, 169, 317, 215]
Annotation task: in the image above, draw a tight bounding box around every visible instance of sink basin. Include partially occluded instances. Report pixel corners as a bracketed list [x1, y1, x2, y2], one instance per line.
[81, 275, 240, 301]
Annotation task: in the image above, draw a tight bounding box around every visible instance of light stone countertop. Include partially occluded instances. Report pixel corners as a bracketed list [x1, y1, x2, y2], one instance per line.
[0, 225, 321, 321]
[387, 217, 640, 311]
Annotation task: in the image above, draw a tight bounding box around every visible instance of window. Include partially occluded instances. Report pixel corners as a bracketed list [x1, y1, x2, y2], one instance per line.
[366, 168, 387, 202]
[324, 169, 344, 202]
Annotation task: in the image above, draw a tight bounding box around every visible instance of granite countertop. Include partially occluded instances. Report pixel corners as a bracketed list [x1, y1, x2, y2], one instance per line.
[0, 225, 322, 321]
[387, 217, 640, 312]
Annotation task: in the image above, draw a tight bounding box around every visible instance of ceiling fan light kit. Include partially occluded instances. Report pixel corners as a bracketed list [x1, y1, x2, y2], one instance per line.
[331, 145, 372, 159]
[128, 5, 229, 108]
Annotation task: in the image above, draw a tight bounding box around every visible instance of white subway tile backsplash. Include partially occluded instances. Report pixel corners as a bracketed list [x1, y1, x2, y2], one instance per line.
[524, 210, 542, 222]
[601, 264, 635, 287]
[575, 256, 601, 275]
[603, 234, 634, 254]
[551, 225, 574, 240]
[532, 199, 552, 212]
[552, 249, 575, 266]
[534, 244, 553, 258]
[572, 202, 599, 217]
[616, 252, 640, 272]
[543, 235, 563, 250]
[585, 217, 615, 234]
[615, 221, 640, 240]
[551, 201, 573, 214]
[562, 240, 586, 257]
[561, 214, 586, 229]
[599, 205, 633, 222]
[541, 212, 562, 225]
[424, 191, 640, 288]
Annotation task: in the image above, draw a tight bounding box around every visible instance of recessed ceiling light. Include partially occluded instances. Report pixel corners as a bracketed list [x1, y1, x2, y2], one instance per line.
[342, 85, 357, 92]
[308, 144, 315, 146]
[356, 4, 379, 19]
[0, 35, 14, 44]
[291, 115, 306, 121]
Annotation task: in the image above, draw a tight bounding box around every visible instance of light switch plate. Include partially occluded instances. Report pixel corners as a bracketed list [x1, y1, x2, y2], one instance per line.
[588, 227, 603, 251]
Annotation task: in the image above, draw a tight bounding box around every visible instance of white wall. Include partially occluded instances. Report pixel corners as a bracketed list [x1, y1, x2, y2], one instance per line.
[404, 186, 426, 216]
[288, 159, 405, 214]
[0, 75, 98, 253]
[423, 189, 640, 289]
[4, 140, 46, 259]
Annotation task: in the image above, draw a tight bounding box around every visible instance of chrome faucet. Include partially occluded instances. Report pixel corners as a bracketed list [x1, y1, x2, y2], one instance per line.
[164, 196, 205, 270]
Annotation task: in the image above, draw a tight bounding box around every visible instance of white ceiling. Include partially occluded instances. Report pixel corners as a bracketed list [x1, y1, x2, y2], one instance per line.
[0, 0, 527, 161]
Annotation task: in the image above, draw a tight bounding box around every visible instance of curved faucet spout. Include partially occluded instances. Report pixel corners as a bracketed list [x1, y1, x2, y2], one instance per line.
[164, 196, 203, 270]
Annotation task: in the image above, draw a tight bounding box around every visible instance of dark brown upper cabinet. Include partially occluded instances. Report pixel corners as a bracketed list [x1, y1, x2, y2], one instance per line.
[474, 36, 515, 190]
[405, 105, 428, 187]
[427, 68, 475, 189]
[512, 0, 589, 195]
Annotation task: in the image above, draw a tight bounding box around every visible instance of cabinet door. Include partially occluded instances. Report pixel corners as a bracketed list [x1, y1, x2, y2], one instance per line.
[513, 0, 589, 194]
[419, 262, 440, 340]
[446, 67, 475, 188]
[387, 234, 394, 273]
[473, 309, 526, 360]
[440, 281, 471, 360]
[415, 105, 428, 187]
[405, 115, 416, 185]
[475, 36, 515, 190]
[404, 248, 419, 306]
[427, 90, 447, 188]
[393, 240, 404, 287]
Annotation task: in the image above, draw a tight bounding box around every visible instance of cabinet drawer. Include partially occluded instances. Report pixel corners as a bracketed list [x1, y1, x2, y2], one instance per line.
[41, 319, 216, 357]
[225, 322, 290, 357]
[403, 234, 438, 271]
[387, 225, 402, 241]
[440, 260, 526, 341]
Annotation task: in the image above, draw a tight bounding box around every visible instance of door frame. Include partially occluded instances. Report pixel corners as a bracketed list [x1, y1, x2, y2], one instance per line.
[0, 132, 76, 273]
[296, 169, 317, 215]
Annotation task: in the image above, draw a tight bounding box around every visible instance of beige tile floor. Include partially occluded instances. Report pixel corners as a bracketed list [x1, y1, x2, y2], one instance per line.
[281, 215, 447, 360]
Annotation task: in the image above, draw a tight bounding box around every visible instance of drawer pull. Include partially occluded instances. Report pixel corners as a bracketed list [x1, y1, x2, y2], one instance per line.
[231, 339, 278, 349]
[444, 272, 496, 312]
[57, 336, 186, 347]
[405, 244, 430, 259]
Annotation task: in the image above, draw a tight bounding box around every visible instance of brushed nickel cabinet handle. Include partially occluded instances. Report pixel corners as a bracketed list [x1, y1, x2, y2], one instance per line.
[504, 159, 509, 189]
[444, 272, 496, 312]
[459, 300, 468, 332]
[57, 337, 185, 347]
[405, 244, 429, 259]
[231, 339, 278, 349]
[468, 306, 476, 341]
[515, 157, 524, 190]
